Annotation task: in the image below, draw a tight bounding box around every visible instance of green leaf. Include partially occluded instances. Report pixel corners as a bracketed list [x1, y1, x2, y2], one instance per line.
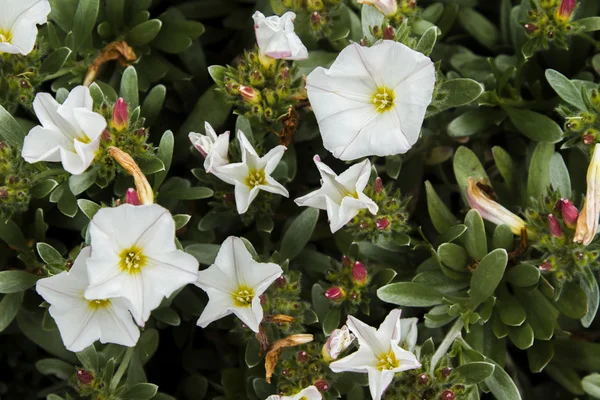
[121, 66, 139, 109]
[160, 186, 213, 200]
[0, 104, 26, 148]
[208, 65, 227, 82]
[425, 181, 457, 233]
[545, 364, 585, 394]
[581, 268, 599, 328]
[31, 179, 59, 199]
[121, 383, 158, 400]
[173, 214, 191, 230]
[69, 169, 97, 195]
[361, 4, 384, 41]
[549, 153, 571, 198]
[106, 0, 124, 28]
[455, 362, 495, 384]
[126, 19, 162, 46]
[185, 243, 220, 265]
[555, 281, 588, 319]
[463, 210, 487, 261]
[415, 26, 437, 56]
[77, 199, 101, 220]
[458, 7, 500, 49]
[515, 289, 557, 340]
[57, 183, 78, 217]
[178, 84, 232, 136]
[527, 341, 554, 373]
[323, 308, 341, 335]
[141, 85, 166, 128]
[582, 373, 600, 398]
[577, 17, 600, 32]
[244, 335, 263, 368]
[40, 47, 72, 75]
[527, 142, 554, 201]
[17, 310, 77, 363]
[76, 344, 98, 371]
[438, 78, 484, 110]
[545, 69, 586, 110]
[0, 292, 23, 332]
[0, 218, 29, 251]
[492, 224, 514, 251]
[485, 359, 523, 400]
[505, 107, 563, 142]
[154, 130, 173, 190]
[505, 263, 540, 287]
[453, 146, 489, 203]
[0, 271, 40, 293]
[36, 358, 76, 380]
[447, 109, 505, 138]
[152, 307, 180, 326]
[469, 248, 508, 307]
[280, 208, 319, 261]
[71, 0, 99, 50]
[36, 243, 65, 267]
[497, 288, 527, 326]
[377, 282, 444, 307]
[437, 243, 469, 272]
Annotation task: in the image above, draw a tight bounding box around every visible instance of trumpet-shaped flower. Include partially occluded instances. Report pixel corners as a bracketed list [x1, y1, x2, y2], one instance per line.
[0, 0, 51, 55]
[195, 236, 283, 333]
[574, 144, 600, 245]
[330, 309, 421, 400]
[322, 325, 355, 361]
[84, 204, 199, 326]
[295, 156, 378, 233]
[266, 386, 322, 400]
[22, 86, 107, 175]
[252, 11, 308, 61]
[466, 177, 527, 236]
[214, 130, 289, 214]
[189, 122, 230, 174]
[398, 317, 418, 352]
[36, 248, 139, 352]
[356, 0, 398, 16]
[306, 40, 435, 160]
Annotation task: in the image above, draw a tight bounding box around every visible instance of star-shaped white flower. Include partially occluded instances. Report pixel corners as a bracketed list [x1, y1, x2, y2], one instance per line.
[84, 204, 199, 326]
[35, 247, 140, 352]
[306, 40, 435, 160]
[22, 86, 107, 175]
[266, 386, 322, 400]
[195, 236, 283, 333]
[252, 11, 308, 61]
[189, 122, 230, 174]
[295, 155, 378, 233]
[0, 0, 51, 55]
[330, 309, 421, 400]
[214, 130, 289, 214]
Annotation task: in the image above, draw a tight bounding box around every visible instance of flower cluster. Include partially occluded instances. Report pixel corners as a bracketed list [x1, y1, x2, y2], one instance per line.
[279, 0, 345, 38]
[559, 87, 600, 148]
[524, 0, 581, 50]
[0, 141, 36, 216]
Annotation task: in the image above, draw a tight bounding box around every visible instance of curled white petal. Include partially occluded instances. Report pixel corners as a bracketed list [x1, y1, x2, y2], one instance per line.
[0, 0, 51, 55]
[252, 11, 308, 60]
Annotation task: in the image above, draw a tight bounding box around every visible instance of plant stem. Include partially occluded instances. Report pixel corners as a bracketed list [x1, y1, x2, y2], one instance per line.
[110, 347, 135, 392]
[429, 318, 464, 374]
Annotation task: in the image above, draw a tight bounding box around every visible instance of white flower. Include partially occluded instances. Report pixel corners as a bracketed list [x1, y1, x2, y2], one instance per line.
[35, 247, 139, 352]
[266, 386, 322, 400]
[356, 0, 398, 16]
[22, 86, 107, 175]
[322, 325, 355, 361]
[306, 40, 435, 160]
[214, 130, 289, 214]
[195, 236, 283, 333]
[0, 0, 51, 55]
[399, 317, 418, 352]
[295, 155, 378, 233]
[189, 122, 230, 174]
[84, 204, 199, 326]
[252, 11, 308, 61]
[575, 143, 600, 245]
[330, 309, 421, 400]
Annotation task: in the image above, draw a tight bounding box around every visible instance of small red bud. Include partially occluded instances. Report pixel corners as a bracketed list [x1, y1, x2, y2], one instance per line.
[442, 367, 452, 377]
[259, 294, 266, 305]
[352, 261, 368, 285]
[559, 199, 579, 228]
[314, 379, 329, 391]
[547, 214, 563, 237]
[418, 373, 429, 385]
[583, 134, 595, 145]
[374, 177, 384, 194]
[524, 23, 538, 33]
[125, 188, 141, 205]
[376, 217, 390, 230]
[342, 255, 352, 267]
[101, 129, 111, 141]
[311, 11, 321, 25]
[383, 25, 395, 40]
[539, 261, 553, 271]
[441, 390, 455, 400]
[276, 276, 287, 288]
[239, 85, 260, 103]
[111, 98, 128, 131]
[77, 369, 94, 385]
[297, 350, 308, 363]
[325, 287, 344, 300]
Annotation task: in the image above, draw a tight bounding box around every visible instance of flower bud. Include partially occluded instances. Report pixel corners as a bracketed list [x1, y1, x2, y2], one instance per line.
[352, 261, 368, 285]
[125, 188, 141, 205]
[418, 373, 430, 385]
[0, 188, 8, 199]
[559, 199, 579, 228]
[556, 0, 576, 22]
[239, 85, 261, 104]
[322, 325, 355, 361]
[376, 217, 390, 230]
[310, 11, 322, 26]
[524, 23, 538, 33]
[111, 98, 128, 131]
[547, 214, 563, 237]
[297, 350, 308, 363]
[383, 25, 395, 40]
[276, 275, 287, 288]
[442, 367, 452, 377]
[357, 0, 398, 16]
[342, 255, 352, 267]
[77, 369, 94, 385]
[539, 261, 553, 271]
[325, 287, 345, 300]
[441, 390, 455, 400]
[374, 177, 384, 194]
[314, 379, 329, 391]
[584, 133, 595, 145]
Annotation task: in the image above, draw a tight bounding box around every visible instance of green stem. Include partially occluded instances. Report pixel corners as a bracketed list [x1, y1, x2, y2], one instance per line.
[109, 347, 135, 392]
[429, 318, 464, 374]
[576, 32, 600, 49]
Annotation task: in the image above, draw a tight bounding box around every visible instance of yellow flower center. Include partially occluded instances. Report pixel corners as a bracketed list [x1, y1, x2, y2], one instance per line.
[245, 169, 266, 188]
[87, 299, 111, 309]
[372, 86, 395, 113]
[377, 351, 400, 371]
[231, 285, 255, 307]
[0, 29, 12, 43]
[76, 135, 92, 144]
[119, 245, 147, 274]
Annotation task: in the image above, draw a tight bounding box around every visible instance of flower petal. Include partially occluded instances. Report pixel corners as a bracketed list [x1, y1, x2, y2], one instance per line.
[337, 159, 371, 192]
[390, 342, 421, 372]
[366, 367, 395, 400]
[96, 299, 140, 347]
[73, 108, 107, 141]
[347, 315, 385, 355]
[230, 296, 263, 332]
[234, 183, 257, 214]
[196, 289, 234, 328]
[259, 176, 289, 198]
[49, 304, 99, 352]
[4, 0, 50, 55]
[329, 347, 377, 373]
[376, 308, 402, 344]
[21, 126, 69, 163]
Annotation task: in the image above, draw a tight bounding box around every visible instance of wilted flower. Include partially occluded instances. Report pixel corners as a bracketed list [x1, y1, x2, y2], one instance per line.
[322, 325, 355, 361]
[36, 248, 140, 352]
[574, 144, 600, 245]
[266, 386, 322, 400]
[357, 0, 398, 16]
[22, 86, 107, 175]
[306, 40, 435, 160]
[189, 122, 230, 174]
[466, 177, 527, 236]
[108, 147, 154, 205]
[0, 0, 51, 55]
[111, 98, 128, 131]
[295, 156, 378, 233]
[252, 11, 308, 61]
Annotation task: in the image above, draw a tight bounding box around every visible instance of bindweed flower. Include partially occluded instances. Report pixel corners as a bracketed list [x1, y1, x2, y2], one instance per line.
[110, 98, 128, 131]
[252, 11, 308, 61]
[266, 385, 322, 400]
[574, 144, 600, 245]
[548, 214, 563, 237]
[330, 309, 421, 400]
[36, 248, 140, 352]
[556, 0, 577, 22]
[466, 177, 527, 236]
[22, 86, 107, 175]
[195, 236, 283, 332]
[322, 325, 355, 361]
[306, 40, 435, 160]
[398, 317, 418, 352]
[356, 0, 398, 17]
[0, 0, 51, 55]
[213, 130, 289, 214]
[125, 188, 141, 205]
[295, 156, 378, 233]
[84, 204, 199, 326]
[189, 122, 230, 174]
[559, 198, 578, 228]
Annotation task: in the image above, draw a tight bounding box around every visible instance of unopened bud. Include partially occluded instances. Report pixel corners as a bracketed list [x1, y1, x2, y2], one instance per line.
[352, 261, 368, 285]
[325, 287, 345, 300]
[547, 214, 563, 237]
[418, 373, 430, 385]
[376, 217, 390, 230]
[383, 25, 395, 40]
[101, 129, 111, 141]
[559, 199, 579, 228]
[297, 350, 308, 363]
[556, 0, 576, 22]
[239, 85, 261, 104]
[311, 11, 322, 25]
[77, 369, 94, 385]
[125, 188, 141, 205]
[442, 367, 452, 377]
[111, 98, 128, 131]
[314, 379, 329, 391]
[524, 23, 538, 33]
[342, 255, 352, 267]
[539, 261, 553, 271]
[584, 133, 595, 145]
[322, 326, 355, 361]
[0, 188, 8, 199]
[276, 275, 287, 288]
[441, 390, 455, 400]
[374, 177, 384, 194]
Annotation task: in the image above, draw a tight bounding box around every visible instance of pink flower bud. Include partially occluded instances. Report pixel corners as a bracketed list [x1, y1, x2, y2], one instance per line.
[376, 217, 390, 230]
[111, 98, 128, 131]
[352, 261, 367, 285]
[441, 390, 455, 400]
[559, 199, 578, 228]
[125, 188, 141, 205]
[342, 255, 352, 267]
[314, 379, 329, 391]
[383, 25, 395, 40]
[524, 23, 538, 33]
[297, 350, 308, 363]
[77, 369, 94, 385]
[556, 0, 576, 22]
[325, 287, 344, 300]
[547, 214, 563, 237]
[311, 11, 321, 25]
[539, 261, 553, 271]
[374, 177, 384, 194]
[101, 129, 111, 141]
[239, 85, 260, 104]
[584, 134, 595, 145]
[276, 276, 287, 288]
